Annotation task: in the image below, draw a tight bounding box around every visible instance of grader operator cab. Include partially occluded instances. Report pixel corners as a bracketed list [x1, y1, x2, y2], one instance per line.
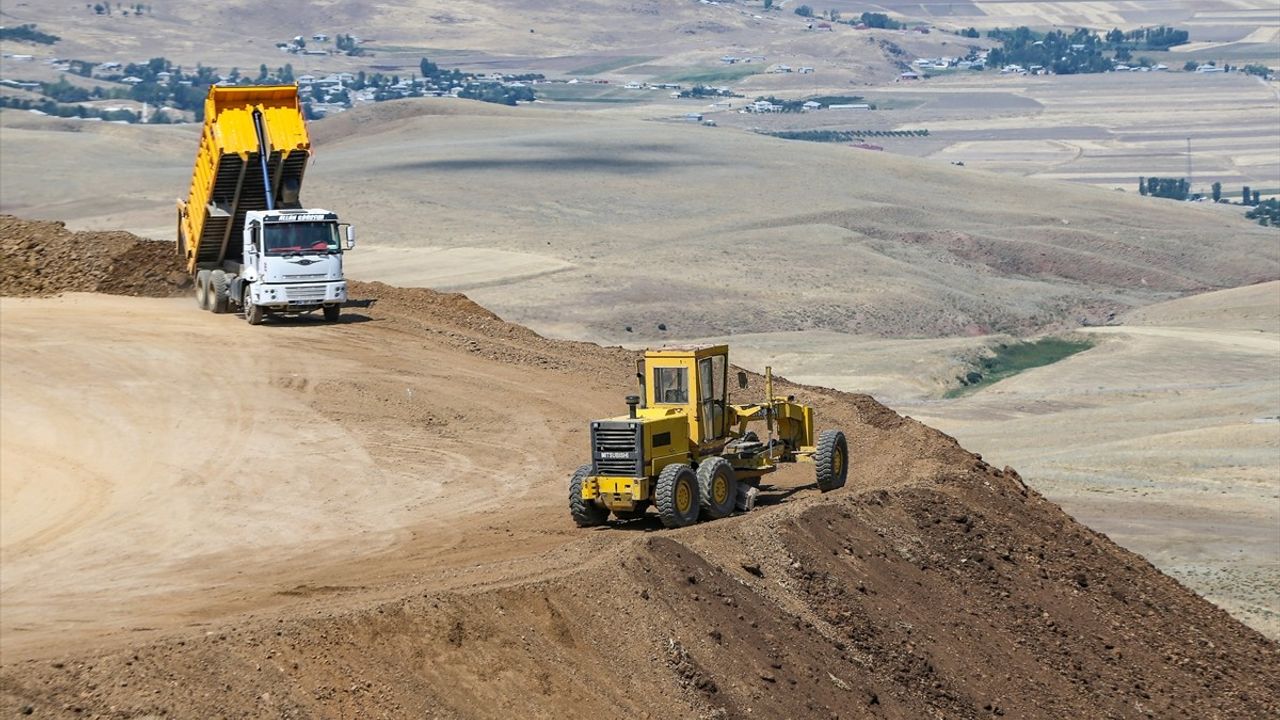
[569, 345, 848, 528]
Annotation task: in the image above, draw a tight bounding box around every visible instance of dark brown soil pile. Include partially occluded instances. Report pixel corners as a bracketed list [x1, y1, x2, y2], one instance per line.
[4, 388, 1277, 718]
[1, 223, 1277, 718]
[0, 215, 188, 298]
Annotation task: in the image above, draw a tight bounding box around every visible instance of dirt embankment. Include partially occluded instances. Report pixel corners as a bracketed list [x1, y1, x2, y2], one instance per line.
[0, 215, 188, 298]
[1, 217, 1277, 718]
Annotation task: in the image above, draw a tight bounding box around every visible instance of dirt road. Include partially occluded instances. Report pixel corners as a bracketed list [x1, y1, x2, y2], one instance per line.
[2, 223, 1278, 717]
[0, 291, 648, 658]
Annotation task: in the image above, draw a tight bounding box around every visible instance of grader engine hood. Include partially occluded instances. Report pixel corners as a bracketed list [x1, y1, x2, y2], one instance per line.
[590, 420, 643, 477]
[590, 411, 692, 479]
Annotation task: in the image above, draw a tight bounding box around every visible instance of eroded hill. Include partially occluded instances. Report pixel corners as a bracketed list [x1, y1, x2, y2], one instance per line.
[1, 218, 1277, 718]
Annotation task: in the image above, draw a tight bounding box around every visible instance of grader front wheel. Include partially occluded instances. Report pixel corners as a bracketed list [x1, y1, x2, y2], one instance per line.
[655, 463, 700, 528]
[569, 464, 609, 527]
[814, 429, 849, 492]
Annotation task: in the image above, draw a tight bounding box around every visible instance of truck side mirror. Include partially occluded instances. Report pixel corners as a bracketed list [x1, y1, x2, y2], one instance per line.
[344, 224, 356, 250]
[737, 371, 748, 389]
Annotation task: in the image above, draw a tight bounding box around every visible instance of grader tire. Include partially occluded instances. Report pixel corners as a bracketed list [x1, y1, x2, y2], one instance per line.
[655, 463, 700, 528]
[814, 429, 849, 493]
[209, 270, 230, 314]
[697, 457, 737, 520]
[569, 464, 609, 527]
[194, 269, 211, 310]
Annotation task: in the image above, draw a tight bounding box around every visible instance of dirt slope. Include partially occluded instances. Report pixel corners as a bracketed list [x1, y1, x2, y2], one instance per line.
[0, 216, 188, 297]
[1, 220, 1278, 718]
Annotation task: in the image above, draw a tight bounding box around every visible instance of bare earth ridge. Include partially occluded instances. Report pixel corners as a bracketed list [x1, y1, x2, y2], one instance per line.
[1, 219, 1277, 718]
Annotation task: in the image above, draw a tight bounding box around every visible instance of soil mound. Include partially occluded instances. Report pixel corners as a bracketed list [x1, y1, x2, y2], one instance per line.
[0, 215, 188, 298]
[5, 464, 1277, 718]
[1, 218, 1277, 718]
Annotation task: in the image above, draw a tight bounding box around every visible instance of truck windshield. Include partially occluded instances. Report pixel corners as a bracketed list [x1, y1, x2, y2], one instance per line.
[263, 222, 340, 255]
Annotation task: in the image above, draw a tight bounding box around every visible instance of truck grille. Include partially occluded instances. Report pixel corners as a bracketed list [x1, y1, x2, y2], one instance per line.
[591, 421, 643, 477]
[285, 284, 326, 300]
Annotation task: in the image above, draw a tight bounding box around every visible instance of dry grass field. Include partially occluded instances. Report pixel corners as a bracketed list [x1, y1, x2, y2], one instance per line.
[1, 0, 1278, 669]
[3, 99, 1276, 636]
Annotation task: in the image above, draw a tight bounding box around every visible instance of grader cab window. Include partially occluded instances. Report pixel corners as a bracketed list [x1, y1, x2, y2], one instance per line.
[654, 367, 689, 404]
[699, 354, 727, 441]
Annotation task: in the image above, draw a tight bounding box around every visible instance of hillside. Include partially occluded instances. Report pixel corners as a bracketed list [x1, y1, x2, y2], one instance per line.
[2, 218, 1278, 718]
[2, 100, 1275, 347]
[0, 0, 962, 85]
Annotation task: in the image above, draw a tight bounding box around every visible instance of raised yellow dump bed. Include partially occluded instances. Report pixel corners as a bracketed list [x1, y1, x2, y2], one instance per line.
[177, 84, 311, 273]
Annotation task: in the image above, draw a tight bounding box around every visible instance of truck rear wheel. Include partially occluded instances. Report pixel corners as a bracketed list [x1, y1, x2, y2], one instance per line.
[814, 429, 848, 493]
[209, 270, 230, 314]
[194, 270, 211, 310]
[243, 287, 264, 326]
[655, 463, 700, 528]
[697, 457, 737, 520]
[569, 464, 608, 527]
[323, 304, 340, 322]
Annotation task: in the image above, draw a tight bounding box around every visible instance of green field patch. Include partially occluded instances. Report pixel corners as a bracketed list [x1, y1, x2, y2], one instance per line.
[536, 84, 649, 104]
[946, 337, 1094, 398]
[806, 95, 865, 105]
[765, 129, 929, 142]
[362, 45, 479, 55]
[666, 66, 761, 84]
[569, 56, 657, 75]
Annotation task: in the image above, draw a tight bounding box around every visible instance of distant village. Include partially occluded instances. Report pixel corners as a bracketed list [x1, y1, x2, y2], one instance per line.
[0, 19, 1273, 125]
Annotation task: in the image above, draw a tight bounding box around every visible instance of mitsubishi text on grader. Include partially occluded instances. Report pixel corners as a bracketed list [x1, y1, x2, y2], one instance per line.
[569, 345, 849, 528]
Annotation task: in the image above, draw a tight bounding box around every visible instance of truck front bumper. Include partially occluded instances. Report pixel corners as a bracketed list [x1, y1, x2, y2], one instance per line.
[254, 282, 346, 308]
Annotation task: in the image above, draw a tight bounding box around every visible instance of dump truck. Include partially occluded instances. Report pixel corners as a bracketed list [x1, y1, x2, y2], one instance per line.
[569, 345, 848, 528]
[177, 84, 354, 325]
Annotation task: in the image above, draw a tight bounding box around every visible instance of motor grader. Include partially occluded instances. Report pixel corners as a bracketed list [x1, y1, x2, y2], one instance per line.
[569, 344, 848, 528]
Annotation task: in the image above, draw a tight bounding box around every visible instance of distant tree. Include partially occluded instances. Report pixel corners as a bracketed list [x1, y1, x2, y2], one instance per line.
[763, 0, 772, 8]
[420, 57, 438, 77]
[828, 9, 840, 21]
[1242, 186, 1251, 205]
[1183, 60, 1198, 71]
[1244, 198, 1279, 226]
[794, 4, 813, 17]
[1139, 177, 1147, 196]
[1114, 46, 1132, 61]
[94, 3, 106, 13]
[960, 27, 979, 38]
[258, 63, 268, 81]
[1105, 28, 1124, 44]
[1253, 190, 1261, 205]
[1212, 181, 1221, 202]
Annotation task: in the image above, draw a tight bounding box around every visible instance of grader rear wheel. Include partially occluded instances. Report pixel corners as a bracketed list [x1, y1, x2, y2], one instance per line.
[569, 464, 609, 527]
[814, 429, 848, 493]
[697, 457, 737, 520]
[655, 463, 700, 528]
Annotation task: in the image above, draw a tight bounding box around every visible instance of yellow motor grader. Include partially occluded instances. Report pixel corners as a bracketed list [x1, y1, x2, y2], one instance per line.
[569, 344, 848, 528]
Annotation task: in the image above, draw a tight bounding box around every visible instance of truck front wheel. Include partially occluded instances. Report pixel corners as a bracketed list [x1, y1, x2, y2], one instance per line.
[243, 287, 264, 326]
[323, 304, 340, 322]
